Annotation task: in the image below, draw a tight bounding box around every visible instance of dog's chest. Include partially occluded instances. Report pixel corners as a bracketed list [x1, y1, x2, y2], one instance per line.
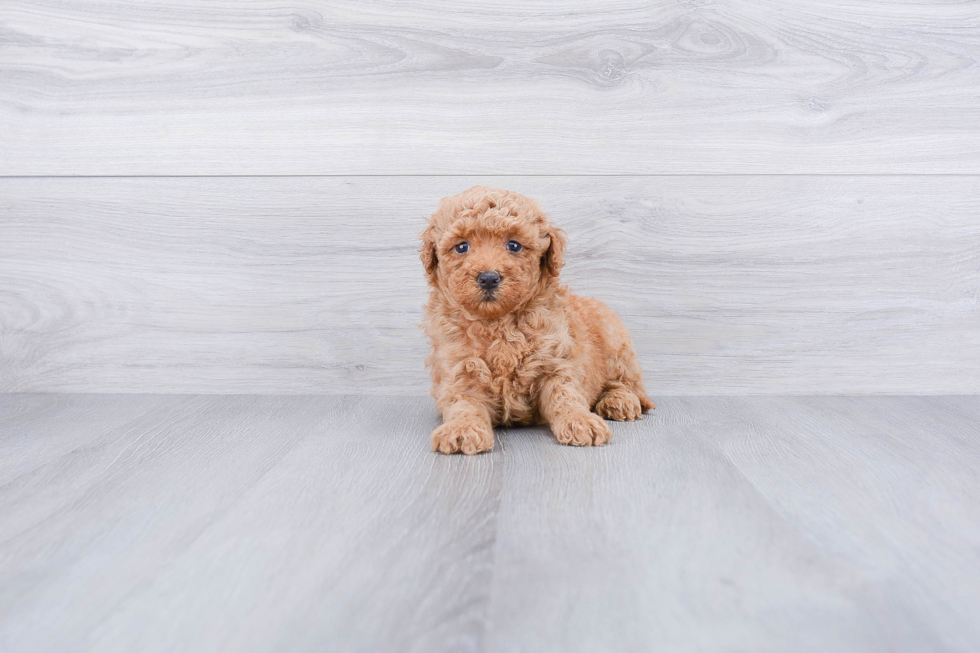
[478, 329, 546, 424]
[484, 338, 533, 385]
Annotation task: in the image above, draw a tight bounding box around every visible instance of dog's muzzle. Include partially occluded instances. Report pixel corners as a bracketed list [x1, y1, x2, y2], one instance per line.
[477, 270, 501, 296]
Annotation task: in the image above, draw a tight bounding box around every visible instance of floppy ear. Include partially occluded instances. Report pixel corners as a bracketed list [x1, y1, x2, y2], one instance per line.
[419, 223, 439, 284]
[542, 225, 567, 277]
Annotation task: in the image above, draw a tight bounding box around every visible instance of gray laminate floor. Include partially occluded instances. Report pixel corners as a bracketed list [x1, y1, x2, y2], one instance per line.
[1, 395, 978, 652]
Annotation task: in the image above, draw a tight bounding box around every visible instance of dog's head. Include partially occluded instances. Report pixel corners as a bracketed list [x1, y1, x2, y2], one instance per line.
[420, 186, 566, 320]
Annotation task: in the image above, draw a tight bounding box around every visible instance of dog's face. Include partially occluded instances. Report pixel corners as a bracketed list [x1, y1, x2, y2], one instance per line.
[421, 186, 566, 320]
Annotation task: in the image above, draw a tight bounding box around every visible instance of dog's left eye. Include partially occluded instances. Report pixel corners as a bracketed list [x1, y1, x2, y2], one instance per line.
[506, 241, 522, 253]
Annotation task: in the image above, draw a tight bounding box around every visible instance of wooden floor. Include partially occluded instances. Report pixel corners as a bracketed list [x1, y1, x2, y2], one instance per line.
[2, 394, 978, 652]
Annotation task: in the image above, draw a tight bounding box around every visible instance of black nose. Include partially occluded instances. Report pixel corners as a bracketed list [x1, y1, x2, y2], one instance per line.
[477, 270, 501, 290]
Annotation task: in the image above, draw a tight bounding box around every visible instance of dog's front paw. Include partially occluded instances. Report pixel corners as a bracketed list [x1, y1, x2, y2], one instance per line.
[552, 411, 612, 447]
[431, 419, 494, 455]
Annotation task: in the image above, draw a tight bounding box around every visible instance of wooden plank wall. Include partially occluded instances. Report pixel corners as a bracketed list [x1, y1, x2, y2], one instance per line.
[1, 1, 978, 394]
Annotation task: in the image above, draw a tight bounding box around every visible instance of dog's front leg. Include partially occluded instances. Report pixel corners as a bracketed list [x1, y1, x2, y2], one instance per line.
[539, 375, 613, 447]
[431, 397, 495, 455]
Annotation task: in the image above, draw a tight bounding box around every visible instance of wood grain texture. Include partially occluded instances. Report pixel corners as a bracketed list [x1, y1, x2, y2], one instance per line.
[0, 394, 500, 653]
[2, 175, 978, 394]
[709, 396, 980, 652]
[2, 394, 979, 652]
[1, 0, 978, 174]
[488, 396, 980, 653]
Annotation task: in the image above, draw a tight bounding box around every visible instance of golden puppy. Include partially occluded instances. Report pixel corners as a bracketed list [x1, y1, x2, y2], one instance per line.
[420, 186, 654, 454]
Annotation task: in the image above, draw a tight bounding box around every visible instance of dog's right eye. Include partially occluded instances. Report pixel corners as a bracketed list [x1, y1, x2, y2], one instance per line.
[454, 242, 469, 254]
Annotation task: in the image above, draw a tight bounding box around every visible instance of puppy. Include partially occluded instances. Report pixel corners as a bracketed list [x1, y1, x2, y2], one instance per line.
[420, 186, 654, 454]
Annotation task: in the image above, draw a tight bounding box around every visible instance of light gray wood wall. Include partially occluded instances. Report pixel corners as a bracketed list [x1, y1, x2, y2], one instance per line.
[2, 0, 979, 175]
[2, 176, 978, 394]
[1, 1, 978, 394]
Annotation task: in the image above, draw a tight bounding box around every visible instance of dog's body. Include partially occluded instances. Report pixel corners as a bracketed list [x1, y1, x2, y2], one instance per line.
[421, 186, 653, 454]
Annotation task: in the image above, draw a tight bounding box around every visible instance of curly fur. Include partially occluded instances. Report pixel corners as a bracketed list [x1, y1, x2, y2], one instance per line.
[421, 186, 654, 454]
